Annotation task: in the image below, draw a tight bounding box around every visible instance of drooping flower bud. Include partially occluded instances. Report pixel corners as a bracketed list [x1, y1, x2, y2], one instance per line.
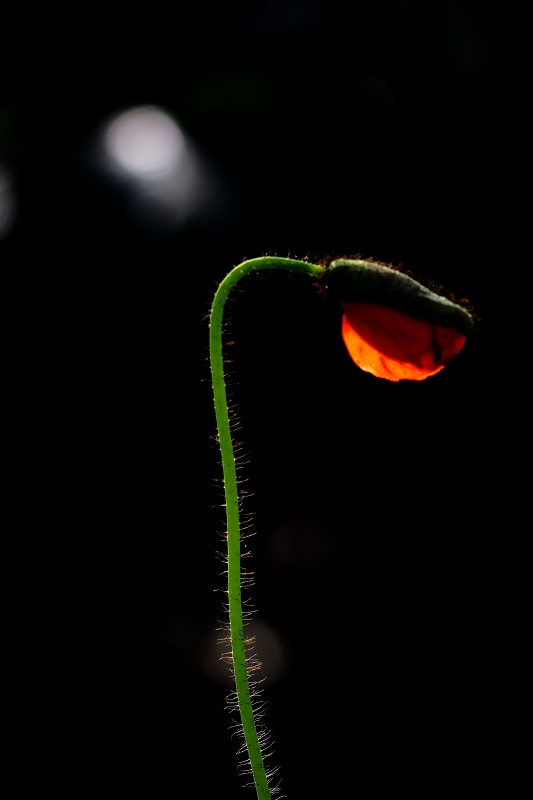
[323, 259, 473, 381]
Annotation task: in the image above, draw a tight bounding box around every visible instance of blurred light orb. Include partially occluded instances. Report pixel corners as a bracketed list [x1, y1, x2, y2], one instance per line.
[199, 618, 286, 687]
[0, 167, 16, 240]
[104, 106, 185, 177]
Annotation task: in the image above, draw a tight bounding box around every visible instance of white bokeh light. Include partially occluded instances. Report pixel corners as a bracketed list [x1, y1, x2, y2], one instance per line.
[96, 104, 233, 232]
[104, 106, 186, 177]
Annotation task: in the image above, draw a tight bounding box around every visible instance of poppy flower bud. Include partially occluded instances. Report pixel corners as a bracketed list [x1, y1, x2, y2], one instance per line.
[323, 259, 473, 381]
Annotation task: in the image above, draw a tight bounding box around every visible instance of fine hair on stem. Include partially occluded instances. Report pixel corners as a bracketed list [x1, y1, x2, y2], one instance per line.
[209, 257, 326, 798]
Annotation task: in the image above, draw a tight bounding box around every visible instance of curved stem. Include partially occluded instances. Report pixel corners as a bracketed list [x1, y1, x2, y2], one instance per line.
[209, 257, 326, 798]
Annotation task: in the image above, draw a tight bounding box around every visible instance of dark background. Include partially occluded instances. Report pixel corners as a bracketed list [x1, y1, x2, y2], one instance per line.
[6, 1, 531, 796]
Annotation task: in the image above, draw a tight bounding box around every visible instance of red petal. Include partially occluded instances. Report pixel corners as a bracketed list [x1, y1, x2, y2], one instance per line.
[341, 302, 466, 382]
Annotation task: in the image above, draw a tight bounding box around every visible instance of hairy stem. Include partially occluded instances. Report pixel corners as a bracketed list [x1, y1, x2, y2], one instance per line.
[209, 257, 326, 798]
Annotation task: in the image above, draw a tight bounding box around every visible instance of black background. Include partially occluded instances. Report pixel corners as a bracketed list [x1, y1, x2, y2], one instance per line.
[6, 2, 531, 796]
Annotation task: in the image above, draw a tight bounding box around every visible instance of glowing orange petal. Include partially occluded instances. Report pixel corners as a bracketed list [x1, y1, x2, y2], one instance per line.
[341, 302, 466, 382]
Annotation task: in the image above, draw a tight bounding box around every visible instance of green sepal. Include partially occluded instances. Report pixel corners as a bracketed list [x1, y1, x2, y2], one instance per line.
[322, 259, 474, 333]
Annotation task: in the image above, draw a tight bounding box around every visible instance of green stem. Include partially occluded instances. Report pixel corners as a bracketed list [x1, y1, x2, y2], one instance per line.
[209, 257, 326, 798]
